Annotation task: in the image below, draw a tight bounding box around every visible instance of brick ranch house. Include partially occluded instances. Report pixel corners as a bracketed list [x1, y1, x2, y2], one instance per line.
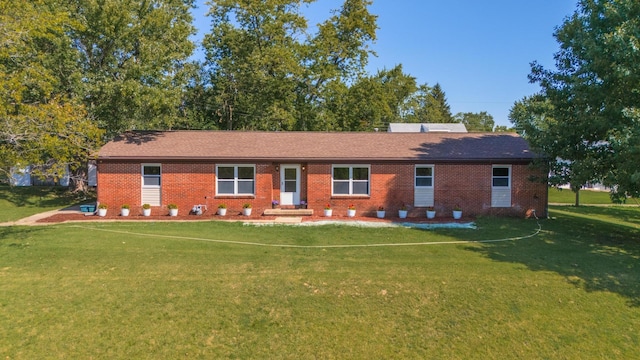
[96, 131, 548, 218]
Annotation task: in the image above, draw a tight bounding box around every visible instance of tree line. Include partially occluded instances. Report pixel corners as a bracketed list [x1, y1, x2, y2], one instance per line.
[1, 0, 500, 188]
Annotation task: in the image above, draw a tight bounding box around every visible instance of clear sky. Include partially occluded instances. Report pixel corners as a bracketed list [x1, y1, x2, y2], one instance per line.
[190, 0, 578, 127]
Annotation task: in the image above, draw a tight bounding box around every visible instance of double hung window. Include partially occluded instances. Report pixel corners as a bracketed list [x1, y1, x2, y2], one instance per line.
[216, 165, 255, 195]
[332, 165, 370, 196]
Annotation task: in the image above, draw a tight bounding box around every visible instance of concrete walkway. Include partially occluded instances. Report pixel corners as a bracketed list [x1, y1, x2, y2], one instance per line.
[0, 207, 85, 226]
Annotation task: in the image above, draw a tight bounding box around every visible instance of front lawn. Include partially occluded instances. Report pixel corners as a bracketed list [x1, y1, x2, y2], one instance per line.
[0, 185, 91, 222]
[1, 207, 639, 359]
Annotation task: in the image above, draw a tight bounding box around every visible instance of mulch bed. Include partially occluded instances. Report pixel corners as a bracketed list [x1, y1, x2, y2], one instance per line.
[37, 211, 464, 224]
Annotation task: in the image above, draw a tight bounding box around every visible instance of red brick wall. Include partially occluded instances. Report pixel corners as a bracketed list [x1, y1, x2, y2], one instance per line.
[97, 160, 547, 218]
[97, 162, 142, 212]
[304, 163, 546, 217]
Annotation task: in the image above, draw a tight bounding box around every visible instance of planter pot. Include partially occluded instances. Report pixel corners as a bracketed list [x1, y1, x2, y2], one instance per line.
[426, 210, 436, 219]
[324, 209, 332, 217]
[453, 210, 462, 220]
[243, 208, 252, 216]
[121, 208, 130, 217]
[218, 208, 227, 216]
[347, 209, 356, 217]
[143, 208, 151, 217]
[169, 208, 178, 217]
[376, 210, 385, 219]
[398, 210, 408, 219]
[97, 208, 107, 217]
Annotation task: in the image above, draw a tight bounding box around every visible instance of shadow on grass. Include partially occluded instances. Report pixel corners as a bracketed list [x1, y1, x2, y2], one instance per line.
[469, 207, 640, 307]
[0, 226, 50, 247]
[0, 185, 92, 208]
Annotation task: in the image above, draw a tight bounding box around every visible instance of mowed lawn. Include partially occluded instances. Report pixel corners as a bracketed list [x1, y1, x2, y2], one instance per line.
[1, 188, 640, 358]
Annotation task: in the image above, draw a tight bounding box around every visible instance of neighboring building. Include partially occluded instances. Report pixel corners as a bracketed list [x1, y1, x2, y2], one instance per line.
[10, 164, 70, 187]
[96, 131, 547, 217]
[387, 123, 468, 133]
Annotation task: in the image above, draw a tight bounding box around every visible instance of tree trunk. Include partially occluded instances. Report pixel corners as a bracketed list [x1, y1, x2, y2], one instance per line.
[572, 184, 581, 207]
[70, 167, 89, 193]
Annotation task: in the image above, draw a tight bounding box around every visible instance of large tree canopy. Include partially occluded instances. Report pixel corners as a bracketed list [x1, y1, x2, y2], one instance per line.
[0, 0, 102, 186]
[69, 0, 197, 137]
[202, 0, 378, 130]
[199, 0, 469, 131]
[514, 0, 640, 200]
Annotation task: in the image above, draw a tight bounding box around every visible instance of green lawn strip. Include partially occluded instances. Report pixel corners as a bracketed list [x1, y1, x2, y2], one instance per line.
[548, 187, 640, 205]
[548, 188, 611, 204]
[0, 185, 91, 222]
[2, 217, 640, 359]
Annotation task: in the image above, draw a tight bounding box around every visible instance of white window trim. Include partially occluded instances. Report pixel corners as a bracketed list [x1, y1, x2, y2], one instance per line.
[492, 165, 512, 189]
[141, 163, 161, 188]
[415, 165, 434, 189]
[215, 164, 256, 196]
[331, 164, 370, 196]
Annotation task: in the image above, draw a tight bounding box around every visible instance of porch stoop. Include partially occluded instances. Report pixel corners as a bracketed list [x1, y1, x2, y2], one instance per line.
[263, 209, 314, 216]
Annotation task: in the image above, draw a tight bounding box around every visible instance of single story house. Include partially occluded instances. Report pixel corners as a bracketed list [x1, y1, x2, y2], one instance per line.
[96, 131, 548, 218]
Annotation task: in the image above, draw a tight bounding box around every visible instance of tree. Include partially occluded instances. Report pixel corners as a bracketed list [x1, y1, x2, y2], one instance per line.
[510, 95, 589, 206]
[339, 65, 417, 131]
[493, 125, 512, 132]
[528, 0, 640, 201]
[202, 0, 377, 130]
[454, 111, 495, 131]
[401, 83, 453, 124]
[427, 83, 454, 123]
[68, 0, 196, 137]
[0, 0, 102, 188]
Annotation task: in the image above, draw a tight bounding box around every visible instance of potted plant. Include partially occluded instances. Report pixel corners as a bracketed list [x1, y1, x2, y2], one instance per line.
[398, 204, 408, 219]
[168, 203, 178, 216]
[97, 204, 107, 217]
[323, 204, 332, 217]
[217, 203, 227, 216]
[347, 204, 356, 217]
[271, 200, 279, 209]
[142, 203, 151, 216]
[452, 205, 462, 220]
[242, 203, 252, 216]
[300, 200, 307, 209]
[120, 204, 130, 217]
[376, 206, 385, 219]
[426, 206, 436, 219]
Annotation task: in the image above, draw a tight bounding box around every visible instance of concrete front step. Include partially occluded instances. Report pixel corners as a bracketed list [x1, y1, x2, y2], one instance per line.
[263, 208, 314, 216]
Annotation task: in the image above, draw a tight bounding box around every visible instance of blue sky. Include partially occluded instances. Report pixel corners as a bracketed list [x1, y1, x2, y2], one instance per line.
[190, 0, 578, 127]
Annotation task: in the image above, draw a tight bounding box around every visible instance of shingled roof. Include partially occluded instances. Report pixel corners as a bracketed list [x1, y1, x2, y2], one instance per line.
[97, 131, 537, 162]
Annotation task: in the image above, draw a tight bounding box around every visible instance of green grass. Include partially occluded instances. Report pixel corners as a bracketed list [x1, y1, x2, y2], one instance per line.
[547, 187, 640, 205]
[2, 206, 640, 359]
[0, 185, 92, 222]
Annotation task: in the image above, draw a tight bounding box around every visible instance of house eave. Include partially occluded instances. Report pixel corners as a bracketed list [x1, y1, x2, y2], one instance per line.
[97, 156, 537, 164]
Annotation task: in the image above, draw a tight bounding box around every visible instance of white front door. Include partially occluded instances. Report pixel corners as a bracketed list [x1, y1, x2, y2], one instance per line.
[280, 164, 300, 206]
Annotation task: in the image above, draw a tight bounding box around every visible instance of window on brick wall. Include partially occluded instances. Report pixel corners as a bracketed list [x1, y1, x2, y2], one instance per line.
[216, 165, 255, 195]
[141, 164, 161, 206]
[332, 165, 369, 196]
[414, 165, 434, 207]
